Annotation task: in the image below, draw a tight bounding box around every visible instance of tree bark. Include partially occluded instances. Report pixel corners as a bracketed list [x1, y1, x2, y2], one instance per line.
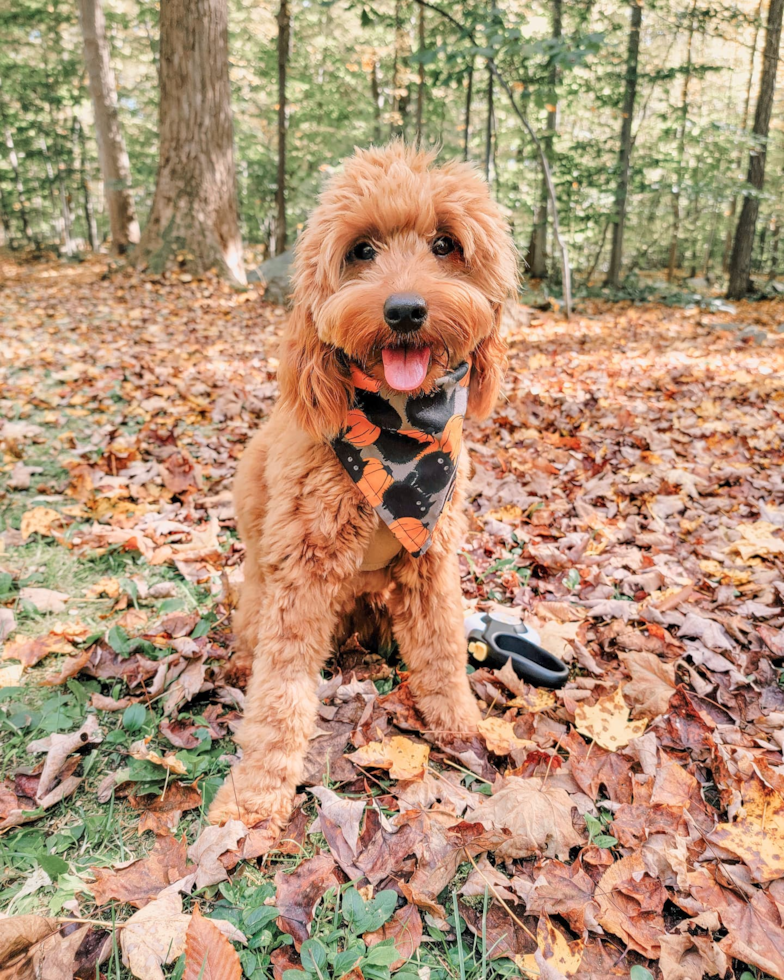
[723, 0, 765, 272]
[666, 0, 697, 282]
[727, 0, 784, 299]
[415, 4, 425, 144]
[527, 0, 562, 280]
[370, 60, 382, 143]
[77, 0, 139, 253]
[275, 0, 290, 256]
[73, 118, 99, 252]
[463, 59, 474, 160]
[133, 0, 245, 282]
[484, 68, 494, 185]
[606, 0, 642, 289]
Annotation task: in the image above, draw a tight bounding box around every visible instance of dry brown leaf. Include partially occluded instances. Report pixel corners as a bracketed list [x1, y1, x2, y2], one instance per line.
[182, 907, 241, 980]
[0, 663, 23, 688]
[477, 717, 535, 755]
[18, 587, 70, 613]
[725, 521, 784, 561]
[275, 853, 342, 947]
[90, 834, 191, 907]
[121, 884, 190, 980]
[84, 576, 121, 598]
[594, 850, 666, 957]
[129, 741, 188, 775]
[574, 686, 647, 751]
[28, 714, 103, 799]
[311, 785, 365, 856]
[618, 649, 677, 719]
[0, 914, 60, 980]
[348, 735, 429, 780]
[185, 819, 248, 890]
[470, 776, 584, 860]
[131, 782, 202, 835]
[364, 903, 422, 971]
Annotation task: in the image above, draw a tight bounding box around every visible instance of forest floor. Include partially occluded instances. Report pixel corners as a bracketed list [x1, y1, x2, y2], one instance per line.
[1, 254, 784, 980]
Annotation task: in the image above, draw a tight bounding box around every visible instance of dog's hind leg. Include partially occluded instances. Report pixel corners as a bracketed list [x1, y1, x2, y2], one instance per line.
[389, 544, 481, 738]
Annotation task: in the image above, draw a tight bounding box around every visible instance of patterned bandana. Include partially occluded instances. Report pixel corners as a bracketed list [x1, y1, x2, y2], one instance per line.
[333, 360, 470, 557]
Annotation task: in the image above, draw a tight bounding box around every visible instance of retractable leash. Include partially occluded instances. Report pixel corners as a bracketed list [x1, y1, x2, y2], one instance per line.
[464, 610, 569, 689]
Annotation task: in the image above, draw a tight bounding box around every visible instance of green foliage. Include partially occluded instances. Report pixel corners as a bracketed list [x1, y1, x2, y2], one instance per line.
[1, 0, 781, 287]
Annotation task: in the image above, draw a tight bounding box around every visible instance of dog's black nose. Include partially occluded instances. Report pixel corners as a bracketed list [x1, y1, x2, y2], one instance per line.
[384, 293, 428, 333]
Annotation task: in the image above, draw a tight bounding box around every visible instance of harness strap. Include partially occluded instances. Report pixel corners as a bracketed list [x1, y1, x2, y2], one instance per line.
[360, 518, 403, 571]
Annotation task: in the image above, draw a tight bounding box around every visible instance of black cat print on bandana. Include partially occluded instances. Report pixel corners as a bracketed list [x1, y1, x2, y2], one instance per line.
[333, 361, 470, 557]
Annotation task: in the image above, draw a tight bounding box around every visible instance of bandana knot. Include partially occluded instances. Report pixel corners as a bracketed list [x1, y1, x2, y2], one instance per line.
[332, 361, 470, 557]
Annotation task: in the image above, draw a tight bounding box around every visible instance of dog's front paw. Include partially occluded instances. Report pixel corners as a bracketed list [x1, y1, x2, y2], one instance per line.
[207, 777, 293, 832]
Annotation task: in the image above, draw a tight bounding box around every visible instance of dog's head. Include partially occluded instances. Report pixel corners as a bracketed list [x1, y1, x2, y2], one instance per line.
[279, 143, 518, 439]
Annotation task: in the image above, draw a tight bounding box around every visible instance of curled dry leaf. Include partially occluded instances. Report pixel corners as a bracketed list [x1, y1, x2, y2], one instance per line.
[90, 834, 191, 907]
[477, 717, 535, 755]
[594, 850, 666, 957]
[574, 685, 647, 751]
[348, 735, 429, 780]
[275, 853, 342, 947]
[311, 785, 365, 857]
[131, 781, 202, 835]
[129, 740, 188, 775]
[182, 906, 241, 980]
[20, 506, 63, 540]
[517, 915, 583, 979]
[27, 714, 103, 799]
[618, 649, 677, 719]
[0, 914, 59, 980]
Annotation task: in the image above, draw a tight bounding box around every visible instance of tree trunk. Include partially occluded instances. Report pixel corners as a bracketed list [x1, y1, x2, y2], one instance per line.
[727, 0, 783, 299]
[415, 5, 425, 144]
[723, 0, 765, 272]
[370, 60, 383, 143]
[768, 217, 780, 278]
[606, 0, 642, 289]
[666, 0, 697, 282]
[133, 0, 245, 283]
[3, 126, 32, 241]
[275, 0, 290, 256]
[74, 118, 99, 252]
[526, 0, 562, 280]
[463, 59, 474, 160]
[78, 0, 140, 253]
[484, 68, 494, 184]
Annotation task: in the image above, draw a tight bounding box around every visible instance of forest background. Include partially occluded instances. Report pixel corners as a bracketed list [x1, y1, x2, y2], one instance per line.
[1, 0, 783, 301]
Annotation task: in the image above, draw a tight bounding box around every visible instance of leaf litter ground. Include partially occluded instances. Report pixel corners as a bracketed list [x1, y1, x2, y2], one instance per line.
[1, 255, 784, 980]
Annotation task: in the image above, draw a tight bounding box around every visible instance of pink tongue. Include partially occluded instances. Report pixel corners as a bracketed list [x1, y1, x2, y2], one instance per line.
[381, 346, 431, 391]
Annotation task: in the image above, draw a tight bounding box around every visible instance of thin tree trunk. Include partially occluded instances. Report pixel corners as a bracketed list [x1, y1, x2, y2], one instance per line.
[415, 4, 425, 144]
[667, 0, 697, 282]
[371, 60, 382, 143]
[606, 0, 642, 289]
[768, 217, 780, 279]
[133, 0, 246, 283]
[390, 0, 408, 138]
[727, 0, 783, 299]
[74, 117, 99, 252]
[3, 126, 32, 241]
[723, 0, 765, 272]
[463, 58, 474, 160]
[527, 0, 562, 279]
[275, 0, 290, 256]
[78, 0, 140, 253]
[484, 69, 494, 184]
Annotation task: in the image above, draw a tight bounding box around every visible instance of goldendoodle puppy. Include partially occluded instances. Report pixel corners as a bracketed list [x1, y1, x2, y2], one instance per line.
[208, 142, 517, 831]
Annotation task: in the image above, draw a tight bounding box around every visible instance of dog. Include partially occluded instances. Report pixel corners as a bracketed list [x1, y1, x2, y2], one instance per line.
[208, 142, 517, 832]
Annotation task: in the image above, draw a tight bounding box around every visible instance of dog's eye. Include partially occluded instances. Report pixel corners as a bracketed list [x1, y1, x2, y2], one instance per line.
[432, 235, 459, 257]
[347, 241, 377, 262]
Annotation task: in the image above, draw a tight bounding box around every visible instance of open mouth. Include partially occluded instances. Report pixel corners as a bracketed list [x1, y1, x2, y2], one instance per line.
[381, 345, 431, 392]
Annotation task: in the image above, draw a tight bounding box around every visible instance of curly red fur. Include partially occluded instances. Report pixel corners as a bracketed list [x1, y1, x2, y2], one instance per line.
[209, 144, 517, 833]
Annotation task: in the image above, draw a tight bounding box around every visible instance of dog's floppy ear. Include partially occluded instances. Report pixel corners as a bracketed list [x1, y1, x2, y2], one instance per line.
[277, 305, 353, 441]
[467, 307, 506, 420]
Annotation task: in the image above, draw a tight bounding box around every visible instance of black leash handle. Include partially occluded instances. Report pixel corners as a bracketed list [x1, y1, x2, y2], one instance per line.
[466, 612, 569, 689]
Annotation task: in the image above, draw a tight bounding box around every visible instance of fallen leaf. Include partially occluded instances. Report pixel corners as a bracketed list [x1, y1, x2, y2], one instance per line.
[131, 782, 202, 835]
[90, 834, 191, 907]
[182, 906, 241, 980]
[348, 735, 429, 780]
[618, 649, 677, 719]
[574, 686, 647, 751]
[477, 717, 535, 755]
[186, 819, 248, 890]
[27, 714, 103, 799]
[0, 608, 15, 641]
[470, 776, 584, 860]
[311, 785, 365, 856]
[518, 915, 583, 978]
[121, 884, 190, 980]
[594, 850, 666, 956]
[18, 587, 70, 614]
[725, 521, 784, 561]
[364, 903, 422, 971]
[0, 663, 23, 687]
[708, 774, 784, 882]
[20, 506, 63, 540]
[129, 742, 188, 775]
[0, 914, 60, 980]
[275, 853, 342, 947]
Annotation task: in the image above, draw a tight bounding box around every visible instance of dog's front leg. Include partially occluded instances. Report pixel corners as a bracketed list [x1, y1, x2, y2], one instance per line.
[208, 558, 358, 832]
[390, 547, 481, 737]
